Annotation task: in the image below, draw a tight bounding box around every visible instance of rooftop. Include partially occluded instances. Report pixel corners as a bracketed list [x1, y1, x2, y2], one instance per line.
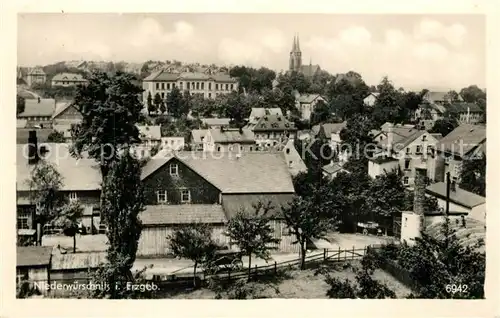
[253, 114, 296, 132]
[51, 251, 107, 270]
[17, 246, 52, 267]
[426, 182, 486, 209]
[201, 118, 231, 127]
[143, 70, 237, 83]
[17, 98, 55, 118]
[52, 73, 87, 82]
[435, 124, 486, 156]
[191, 129, 208, 143]
[296, 93, 324, 104]
[209, 128, 255, 143]
[140, 204, 227, 225]
[312, 122, 347, 135]
[137, 125, 162, 140]
[142, 152, 295, 194]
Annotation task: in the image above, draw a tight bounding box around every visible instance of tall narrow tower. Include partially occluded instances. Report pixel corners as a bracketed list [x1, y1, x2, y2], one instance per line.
[289, 33, 302, 73]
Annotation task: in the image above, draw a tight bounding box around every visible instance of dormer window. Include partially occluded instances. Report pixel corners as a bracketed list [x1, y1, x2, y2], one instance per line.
[69, 192, 78, 202]
[169, 163, 178, 176]
[422, 135, 427, 141]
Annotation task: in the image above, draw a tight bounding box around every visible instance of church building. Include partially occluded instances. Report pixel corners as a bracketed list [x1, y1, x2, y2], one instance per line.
[288, 34, 321, 78]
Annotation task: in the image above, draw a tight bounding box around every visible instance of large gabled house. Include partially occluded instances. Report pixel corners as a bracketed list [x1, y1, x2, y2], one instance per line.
[250, 114, 297, 148]
[139, 151, 297, 256]
[16, 132, 102, 241]
[202, 128, 256, 152]
[427, 124, 486, 183]
[17, 98, 56, 128]
[51, 73, 88, 87]
[294, 93, 327, 121]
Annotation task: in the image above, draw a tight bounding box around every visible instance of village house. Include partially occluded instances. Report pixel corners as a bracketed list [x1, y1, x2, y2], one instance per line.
[250, 114, 297, 148]
[50, 250, 107, 287]
[16, 246, 52, 292]
[247, 108, 283, 127]
[202, 128, 256, 152]
[414, 102, 447, 122]
[26, 66, 47, 87]
[368, 156, 400, 179]
[425, 181, 486, 223]
[17, 133, 102, 239]
[142, 70, 239, 109]
[322, 162, 349, 180]
[190, 129, 208, 151]
[282, 139, 307, 176]
[17, 98, 56, 128]
[51, 101, 83, 141]
[51, 73, 88, 87]
[161, 137, 185, 151]
[374, 126, 442, 187]
[447, 102, 484, 124]
[427, 124, 486, 183]
[200, 118, 231, 129]
[311, 122, 348, 165]
[133, 125, 163, 158]
[138, 152, 297, 256]
[422, 91, 463, 105]
[363, 92, 379, 107]
[294, 92, 327, 121]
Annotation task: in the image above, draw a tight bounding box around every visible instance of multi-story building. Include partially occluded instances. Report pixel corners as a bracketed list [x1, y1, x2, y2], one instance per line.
[294, 92, 327, 121]
[26, 67, 46, 87]
[250, 114, 297, 148]
[447, 103, 485, 124]
[142, 70, 239, 109]
[202, 128, 256, 152]
[51, 73, 88, 87]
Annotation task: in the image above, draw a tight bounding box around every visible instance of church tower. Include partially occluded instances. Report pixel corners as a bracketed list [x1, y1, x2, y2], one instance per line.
[289, 34, 302, 73]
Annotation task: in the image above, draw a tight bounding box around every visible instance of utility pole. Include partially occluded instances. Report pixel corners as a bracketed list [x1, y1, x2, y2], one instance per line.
[445, 172, 451, 215]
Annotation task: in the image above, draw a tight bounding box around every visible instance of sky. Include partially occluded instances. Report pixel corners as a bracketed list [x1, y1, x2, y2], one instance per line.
[18, 13, 485, 90]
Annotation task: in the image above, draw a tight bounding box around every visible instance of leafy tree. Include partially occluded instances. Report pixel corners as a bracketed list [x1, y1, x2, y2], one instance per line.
[325, 277, 357, 298]
[429, 117, 458, 137]
[229, 66, 276, 93]
[310, 100, 333, 126]
[281, 196, 331, 269]
[166, 87, 186, 118]
[372, 77, 404, 126]
[329, 94, 364, 121]
[153, 93, 162, 114]
[47, 130, 66, 143]
[403, 190, 440, 213]
[71, 71, 143, 179]
[51, 200, 84, 253]
[459, 152, 486, 196]
[17, 95, 26, 115]
[147, 91, 156, 115]
[94, 151, 145, 299]
[159, 100, 166, 115]
[277, 72, 311, 94]
[168, 224, 220, 287]
[397, 218, 485, 298]
[26, 161, 65, 226]
[224, 201, 281, 281]
[459, 85, 486, 103]
[221, 91, 251, 127]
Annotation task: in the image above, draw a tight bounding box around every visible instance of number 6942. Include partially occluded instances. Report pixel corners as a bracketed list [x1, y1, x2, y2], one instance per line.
[445, 284, 468, 294]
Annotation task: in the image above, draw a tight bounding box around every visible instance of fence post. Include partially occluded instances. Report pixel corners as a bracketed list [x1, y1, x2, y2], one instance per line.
[228, 269, 231, 280]
[338, 246, 341, 262]
[323, 248, 326, 261]
[254, 264, 258, 279]
[344, 247, 347, 261]
[352, 246, 355, 260]
[274, 261, 277, 274]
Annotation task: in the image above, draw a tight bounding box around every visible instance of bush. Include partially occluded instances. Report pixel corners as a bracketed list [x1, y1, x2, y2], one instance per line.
[325, 277, 357, 298]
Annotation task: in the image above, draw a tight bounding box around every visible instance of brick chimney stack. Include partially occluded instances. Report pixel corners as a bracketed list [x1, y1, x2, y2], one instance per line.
[414, 168, 427, 216]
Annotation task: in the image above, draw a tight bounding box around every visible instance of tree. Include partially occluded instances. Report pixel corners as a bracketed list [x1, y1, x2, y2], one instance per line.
[71, 71, 143, 179]
[159, 100, 166, 115]
[147, 91, 156, 115]
[51, 200, 84, 253]
[329, 94, 364, 121]
[281, 196, 331, 269]
[459, 85, 486, 103]
[47, 130, 66, 143]
[166, 87, 185, 118]
[459, 152, 486, 196]
[397, 218, 485, 298]
[429, 117, 458, 137]
[26, 161, 65, 226]
[229, 66, 276, 93]
[17, 95, 26, 115]
[221, 92, 251, 127]
[168, 224, 220, 287]
[372, 77, 404, 126]
[95, 151, 145, 299]
[153, 92, 163, 115]
[224, 201, 281, 281]
[309, 100, 333, 126]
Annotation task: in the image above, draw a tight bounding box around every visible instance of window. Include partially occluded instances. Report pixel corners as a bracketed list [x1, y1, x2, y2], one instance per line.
[422, 135, 427, 141]
[208, 83, 212, 90]
[208, 93, 212, 98]
[406, 147, 410, 154]
[201, 83, 204, 90]
[169, 163, 178, 176]
[186, 82, 190, 90]
[180, 82, 184, 90]
[181, 189, 191, 203]
[286, 148, 290, 154]
[217, 146, 221, 152]
[167, 83, 171, 90]
[161, 83, 165, 90]
[281, 224, 290, 236]
[225, 84, 229, 90]
[231, 84, 234, 90]
[249, 146, 253, 151]
[196, 82, 200, 90]
[215, 84, 219, 90]
[17, 211, 29, 229]
[161, 92, 165, 99]
[156, 83, 160, 90]
[403, 177, 409, 185]
[416, 145, 422, 154]
[69, 192, 78, 202]
[404, 159, 410, 170]
[156, 190, 167, 203]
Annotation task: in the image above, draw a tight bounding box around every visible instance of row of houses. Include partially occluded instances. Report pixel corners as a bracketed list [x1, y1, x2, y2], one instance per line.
[16, 129, 303, 255]
[18, 67, 88, 88]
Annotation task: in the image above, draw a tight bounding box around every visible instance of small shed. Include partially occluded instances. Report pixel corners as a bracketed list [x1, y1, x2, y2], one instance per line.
[50, 251, 108, 284]
[17, 246, 52, 290]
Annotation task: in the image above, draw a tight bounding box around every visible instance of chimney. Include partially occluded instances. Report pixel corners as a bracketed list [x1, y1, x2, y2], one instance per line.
[28, 130, 39, 165]
[451, 180, 457, 192]
[413, 168, 427, 216]
[387, 123, 394, 152]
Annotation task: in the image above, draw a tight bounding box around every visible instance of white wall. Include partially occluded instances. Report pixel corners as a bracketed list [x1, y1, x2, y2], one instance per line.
[400, 212, 423, 245]
[470, 203, 486, 223]
[368, 160, 399, 179]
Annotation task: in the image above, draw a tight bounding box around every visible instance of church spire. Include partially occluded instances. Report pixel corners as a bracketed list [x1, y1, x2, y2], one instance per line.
[291, 34, 297, 52]
[296, 33, 301, 52]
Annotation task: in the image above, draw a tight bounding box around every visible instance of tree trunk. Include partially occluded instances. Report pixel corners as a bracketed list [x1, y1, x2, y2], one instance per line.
[73, 234, 76, 253]
[300, 241, 307, 270]
[247, 254, 252, 282]
[193, 262, 198, 288]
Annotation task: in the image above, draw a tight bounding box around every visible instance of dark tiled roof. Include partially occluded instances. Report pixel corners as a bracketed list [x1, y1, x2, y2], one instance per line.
[17, 246, 52, 267]
[142, 152, 295, 193]
[221, 193, 295, 219]
[312, 122, 347, 135]
[300, 64, 320, 77]
[369, 156, 399, 164]
[297, 94, 324, 104]
[191, 129, 208, 143]
[426, 182, 485, 208]
[143, 70, 237, 83]
[448, 102, 483, 113]
[435, 124, 486, 156]
[140, 204, 227, 225]
[209, 128, 255, 143]
[201, 118, 231, 126]
[322, 163, 346, 174]
[52, 73, 87, 82]
[51, 251, 107, 270]
[253, 114, 296, 132]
